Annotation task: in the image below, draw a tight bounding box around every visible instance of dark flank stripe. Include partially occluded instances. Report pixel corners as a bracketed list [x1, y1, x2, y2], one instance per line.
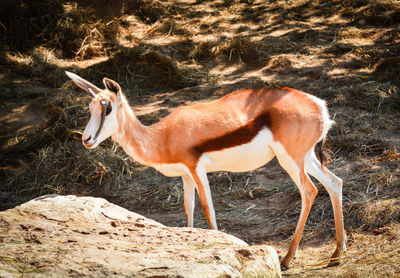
[193, 111, 271, 154]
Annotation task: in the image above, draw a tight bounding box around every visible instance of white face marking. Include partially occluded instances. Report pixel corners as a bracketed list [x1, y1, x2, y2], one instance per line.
[199, 128, 276, 173]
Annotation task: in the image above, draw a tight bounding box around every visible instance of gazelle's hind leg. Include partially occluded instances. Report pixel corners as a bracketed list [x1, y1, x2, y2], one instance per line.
[305, 151, 346, 266]
[273, 146, 318, 269]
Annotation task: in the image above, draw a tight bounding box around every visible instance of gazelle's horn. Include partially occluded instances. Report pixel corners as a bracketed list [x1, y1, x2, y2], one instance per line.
[88, 88, 96, 98]
[65, 71, 101, 97]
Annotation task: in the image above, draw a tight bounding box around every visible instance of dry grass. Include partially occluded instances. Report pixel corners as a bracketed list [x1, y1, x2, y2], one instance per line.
[110, 47, 211, 89]
[46, 3, 119, 59]
[282, 223, 400, 277]
[123, 0, 172, 24]
[190, 37, 270, 67]
[340, 0, 400, 25]
[2, 1, 120, 60]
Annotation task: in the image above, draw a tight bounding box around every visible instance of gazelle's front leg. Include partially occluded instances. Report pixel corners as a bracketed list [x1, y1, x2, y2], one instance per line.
[182, 174, 196, 227]
[190, 167, 218, 230]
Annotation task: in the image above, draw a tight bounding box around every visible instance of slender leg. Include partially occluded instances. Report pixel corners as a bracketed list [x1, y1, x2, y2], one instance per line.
[190, 167, 218, 230]
[305, 151, 346, 266]
[182, 174, 196, 227]
[274, 150, 318, 269]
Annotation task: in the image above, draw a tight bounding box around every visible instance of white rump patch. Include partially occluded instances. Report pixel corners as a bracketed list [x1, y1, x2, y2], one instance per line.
[306, 94, 334, 140]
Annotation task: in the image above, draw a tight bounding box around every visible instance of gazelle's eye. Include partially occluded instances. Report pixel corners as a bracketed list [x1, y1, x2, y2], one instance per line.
[106, 102, 112, 115]
[100, 100, 112, 116]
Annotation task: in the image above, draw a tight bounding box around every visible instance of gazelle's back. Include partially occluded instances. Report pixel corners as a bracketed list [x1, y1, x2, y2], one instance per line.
[159, 88, 323, 130]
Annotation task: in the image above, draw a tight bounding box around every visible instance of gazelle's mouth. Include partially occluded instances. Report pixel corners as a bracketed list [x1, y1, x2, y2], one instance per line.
[83, 141, 96, 148]
[83, 135, 97, 148]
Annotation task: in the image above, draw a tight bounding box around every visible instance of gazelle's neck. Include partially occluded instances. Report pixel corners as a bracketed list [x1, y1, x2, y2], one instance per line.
[111, 98, 156, 165]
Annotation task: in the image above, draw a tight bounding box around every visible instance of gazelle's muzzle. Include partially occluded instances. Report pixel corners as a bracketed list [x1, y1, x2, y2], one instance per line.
[82, 134, 96, 148]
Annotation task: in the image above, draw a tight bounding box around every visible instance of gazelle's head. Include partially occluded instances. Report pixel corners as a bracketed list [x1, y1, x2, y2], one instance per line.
[66, 71, 123, 149]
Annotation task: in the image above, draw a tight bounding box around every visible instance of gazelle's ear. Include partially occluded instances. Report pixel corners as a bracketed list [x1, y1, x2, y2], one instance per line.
[65, 71, 102, 97]
[103, 77, 121, 95]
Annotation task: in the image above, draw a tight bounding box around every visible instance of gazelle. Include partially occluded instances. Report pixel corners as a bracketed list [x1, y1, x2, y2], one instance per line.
[65, 71, 345, 268]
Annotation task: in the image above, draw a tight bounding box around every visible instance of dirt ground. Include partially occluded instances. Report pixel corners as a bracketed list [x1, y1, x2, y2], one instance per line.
[1, 0, 399, 277]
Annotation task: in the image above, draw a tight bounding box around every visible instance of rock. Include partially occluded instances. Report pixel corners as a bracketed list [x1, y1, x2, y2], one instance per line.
[0, 195, 281, 277]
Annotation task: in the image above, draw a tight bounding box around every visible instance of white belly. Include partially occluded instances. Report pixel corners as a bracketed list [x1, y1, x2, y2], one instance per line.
[199, 128, 275, 173]
[153, 162, 190, 177]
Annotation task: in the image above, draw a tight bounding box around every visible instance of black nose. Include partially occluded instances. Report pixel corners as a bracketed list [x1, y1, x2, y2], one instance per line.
[84, 135, 91, 144]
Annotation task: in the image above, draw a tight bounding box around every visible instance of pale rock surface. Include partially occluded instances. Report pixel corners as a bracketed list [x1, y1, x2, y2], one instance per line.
[0, 195, 281, 277]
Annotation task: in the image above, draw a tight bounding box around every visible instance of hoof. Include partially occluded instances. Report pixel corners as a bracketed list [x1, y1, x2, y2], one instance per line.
[327, 249, 342, 267]
[280, 261, 290, 270]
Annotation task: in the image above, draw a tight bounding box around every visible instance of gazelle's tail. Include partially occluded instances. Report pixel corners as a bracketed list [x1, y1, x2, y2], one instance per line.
[315, 136, 329, 167]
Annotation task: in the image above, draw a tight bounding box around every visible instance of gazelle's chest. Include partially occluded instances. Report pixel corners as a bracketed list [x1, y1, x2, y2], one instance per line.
[199, 128, 275, 173]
